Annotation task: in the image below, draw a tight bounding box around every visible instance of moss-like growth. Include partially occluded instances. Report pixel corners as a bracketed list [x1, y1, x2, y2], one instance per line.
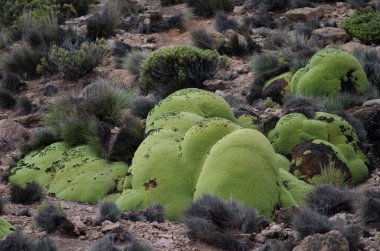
[268, 112, 369, 184]
[341, 11, 380, 44]
[0, 218, 15, 238]
[290, 48, 368, 97]
[116, 89, 311, 220]
[140, 46, 223, 95]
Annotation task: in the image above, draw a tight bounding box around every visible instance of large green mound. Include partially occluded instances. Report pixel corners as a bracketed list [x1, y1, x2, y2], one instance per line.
[0, 218, 15, 238]
[116, 88, 311, 220]
[10, 144, 128, 204]
[290, 48, 368, 97]
[268, 112, 369, 184]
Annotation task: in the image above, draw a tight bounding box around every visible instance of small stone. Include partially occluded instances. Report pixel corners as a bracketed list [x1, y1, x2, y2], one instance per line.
[285, 7, 324, 22]
[235, 64, 251, 74]
[363, 99, 380, 107]
[293, 230, 349, 251]
[233, 6, 245, 15]
[311, 27, 351, 46]
[101, 221, 121, 233]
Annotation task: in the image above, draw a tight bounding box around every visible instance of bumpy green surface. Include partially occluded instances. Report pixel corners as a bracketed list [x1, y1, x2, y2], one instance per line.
[341, 11, 380, 44]
[268, 112, 369, 183]
[10, 144, 128, 204]
[0, 218, 15, 238]
[290, 48, 368, 97]
[117, 88, 310, 220]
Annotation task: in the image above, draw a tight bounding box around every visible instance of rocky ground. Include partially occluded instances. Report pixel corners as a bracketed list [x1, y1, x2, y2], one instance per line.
[1, 0, 380, 250]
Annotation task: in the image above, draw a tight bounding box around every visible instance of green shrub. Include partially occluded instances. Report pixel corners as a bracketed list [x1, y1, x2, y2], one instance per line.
[48, 39, 107, 79]
[86, 0, 121, 40]
[341, 11, 380, 44]
[140, 46, 223, 95]
[309, 162, 349, 188]
[186, 0, 234, 17]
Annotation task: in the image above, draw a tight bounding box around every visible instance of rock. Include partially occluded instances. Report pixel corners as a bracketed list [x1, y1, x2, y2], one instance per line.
[224, 29, 248, 48]
[141, 43, 156, 50]
[350, 106, 380, 141]
[285, 7, 324, 22]
[72, 217, 87, 235]
[86, 229, 103, 240]
[209, 30, 225, 50]
[233, 6, 245, 15]
[273, 206, 300, 227]
[43, 82, 58, 96]
[363, 99, 380, 107]
[235, 64, 251, 74]
[101, 221, 122, 233]
[293, 231, 349, 251]
[13, 113, 43, 128]
[203, 79, 226, 91]
[311, 27, 351, 45]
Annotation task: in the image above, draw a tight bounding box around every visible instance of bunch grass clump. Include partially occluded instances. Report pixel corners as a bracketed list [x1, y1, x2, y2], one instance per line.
[35, 203, 74, 234]
[10, 181, 43, 204]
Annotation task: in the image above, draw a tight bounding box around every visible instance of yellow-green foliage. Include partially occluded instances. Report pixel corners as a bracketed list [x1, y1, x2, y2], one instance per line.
[268, 112, 369, 183]
[140, 46, 222, 93]
[116, 88, 311, 220]
[0, 218, 15, 238]
[290, 48, 368, 97]
[341, 11, 380, 44]
[9, 144, 128, 204]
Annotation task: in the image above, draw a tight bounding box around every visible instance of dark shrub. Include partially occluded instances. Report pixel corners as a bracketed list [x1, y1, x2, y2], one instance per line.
[282, 95, 325, 118]
[123, 240, 152, 251]
[10, 182, 43, 204]
[0, 88, 16, 109]
[140, 46, 223, 96]
[35, 203, 74, 234]
[341, 10, 380, 44]
[292, 208, 331, 238]
[190, 28, 215, 50]
[48, 39, 107, 79]
[98, 199, 122, 223]
[0, 197, 4, 214]
[86, 0, 121, 40]
[251, 53, 280, 75]
[107, 117, 144, 163]
[331, 221, 362, 251]
[182, 194, 267, 251]
[0, 44, 42, 79]
[33, 238, 59, 251]
[87, 234, 119, 251]
[357, 190, 380, 225]
[16, 96, 34, 115]
[123, 50, 147, 76]
[215, 12, 239, 32]
[130, 95, 157, 119]
[186, 0, 234, 17]
[353, 47, 380, 88]
[305, 185, 355, 216]
[161, 0, 184, 6]
[0, 231, 34, 251]
[1, 74, 27, 93]
[144, 204, 165, 223]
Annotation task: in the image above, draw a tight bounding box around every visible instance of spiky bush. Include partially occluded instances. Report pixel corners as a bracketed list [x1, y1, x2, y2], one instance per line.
[331, 221, 362, 251]
[250, 53, 280, 75]
[183, 194, 267, 251]
[190, 28, 215, 50]
[140, 46, 223, 95]
[0, 44, 42, 79]
[353, 47, 380, 88]
[35, 203, 74, 234]
[305, 185, 355, 216]
[10, 182, 43, 204]
[0, 88, 16, 109]
[292, 208, 331, 238]
[98, 200, 122, 223]
[17, 12, 61, 49]
[186, 0, 234, 17]
[123, 240, 153, 251]
[33, 238, 59, 251]
[282, 95, 325, 118]
[48, 39, 107, 79]
[86, 0, 121, 40]
[161, 0, 184, 6]
[123, 50, 147, 76]
[130, 96, 157, 119]
[144, 204, 165, 223]
[341, 11, 380, 44]
[357, 190, 380, 225]
[0, 73, 27, 93]
[215, 12, 239, 32]
[0, 196, 4, 214]
[0, 231, 34, 251]
[87, 234, 118, 251]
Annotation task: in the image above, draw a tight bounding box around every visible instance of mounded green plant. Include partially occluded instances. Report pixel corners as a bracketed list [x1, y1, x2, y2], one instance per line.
[290, 48, 368, 97]
[48, 39, 107, 79]
[341, 10, 380, 44]
[140, 46, 223, 95]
